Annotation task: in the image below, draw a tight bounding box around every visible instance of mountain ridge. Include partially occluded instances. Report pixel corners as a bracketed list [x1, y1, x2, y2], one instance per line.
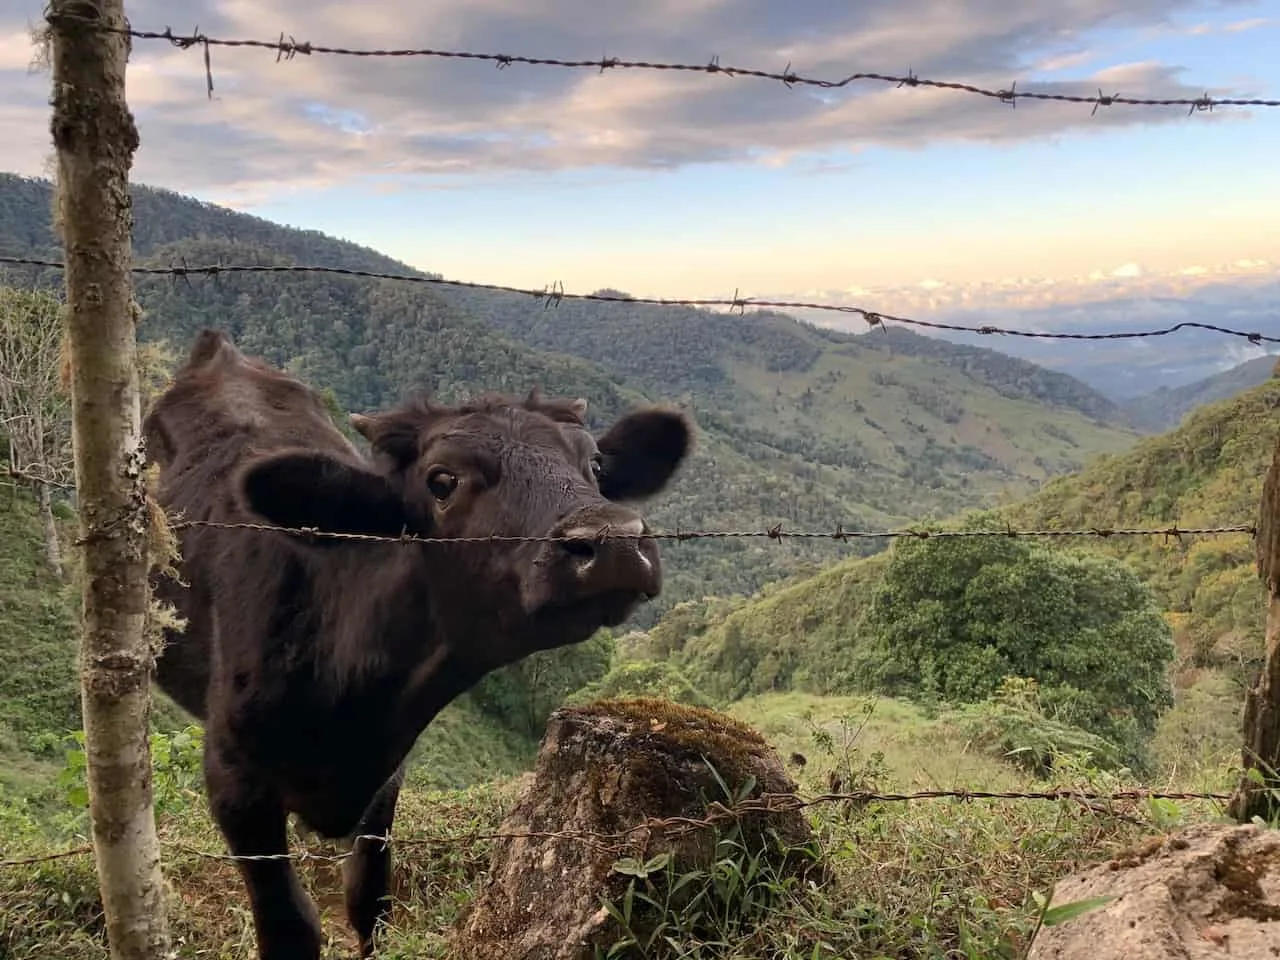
[1119, 353, 1279, 433]
[635, 373, 1278, 713]
[799, 282, 1280, 401]
[1, 171, 1142, 617]
[0, 172, 1124, 427]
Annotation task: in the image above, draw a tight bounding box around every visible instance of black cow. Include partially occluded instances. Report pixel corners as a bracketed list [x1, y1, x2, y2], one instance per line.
[142, 329, 692, 959]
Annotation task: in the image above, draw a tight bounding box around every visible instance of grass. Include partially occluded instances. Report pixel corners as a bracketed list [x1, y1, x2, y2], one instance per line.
[726, 693, 1034, 793]
[400, 697, 538, 794]
[0, 693, 1237, 960]
[0, 492, 80, 783]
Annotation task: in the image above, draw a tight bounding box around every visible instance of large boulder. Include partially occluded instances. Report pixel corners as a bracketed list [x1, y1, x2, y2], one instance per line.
[1028, 822, 1280, 959]
[451, 697, 820, 960]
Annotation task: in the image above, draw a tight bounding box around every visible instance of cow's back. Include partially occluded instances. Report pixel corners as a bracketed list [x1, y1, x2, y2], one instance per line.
[143, 330, 365, 719]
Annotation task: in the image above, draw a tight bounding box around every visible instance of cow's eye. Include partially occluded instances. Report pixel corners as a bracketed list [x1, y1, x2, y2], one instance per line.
[589, 456, 603, 480]
[427, 469, 458, 500]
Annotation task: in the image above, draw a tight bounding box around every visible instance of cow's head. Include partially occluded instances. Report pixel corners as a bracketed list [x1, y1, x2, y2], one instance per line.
[235, 389, 692, 654]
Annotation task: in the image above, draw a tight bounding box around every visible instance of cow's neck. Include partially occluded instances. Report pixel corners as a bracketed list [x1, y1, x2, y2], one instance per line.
[306, 543, 493, 725]
[305, 543, 438, 690]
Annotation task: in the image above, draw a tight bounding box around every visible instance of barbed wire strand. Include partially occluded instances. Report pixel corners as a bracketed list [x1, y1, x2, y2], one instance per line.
[0, 786, 1232, 868]
[2, 255, 1276, 346]
[150, 517, 1257, 547]
[43, 12, 1280, 114]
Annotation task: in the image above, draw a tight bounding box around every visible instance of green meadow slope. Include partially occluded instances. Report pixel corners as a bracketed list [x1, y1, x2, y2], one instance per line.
[625, 374, 1278, 777]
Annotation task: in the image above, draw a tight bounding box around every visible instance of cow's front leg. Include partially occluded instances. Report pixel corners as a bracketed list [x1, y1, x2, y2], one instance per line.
[205, 737, 322, 960]
[342, 763, 406, 956]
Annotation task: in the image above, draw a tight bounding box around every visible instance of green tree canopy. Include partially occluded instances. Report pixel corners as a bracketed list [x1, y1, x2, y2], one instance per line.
[851, 536, 1176, 757]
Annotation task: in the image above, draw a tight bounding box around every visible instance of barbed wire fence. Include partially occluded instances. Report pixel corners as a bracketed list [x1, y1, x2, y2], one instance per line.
[39, 10, 1280, 114]
[3, 254, 1278, 346]
[0, 786, 1240, 870]
[3, 8, 1280, 952]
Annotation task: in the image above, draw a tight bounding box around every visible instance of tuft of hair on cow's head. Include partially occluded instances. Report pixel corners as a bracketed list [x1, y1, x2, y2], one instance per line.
[232, 388, 693, 635]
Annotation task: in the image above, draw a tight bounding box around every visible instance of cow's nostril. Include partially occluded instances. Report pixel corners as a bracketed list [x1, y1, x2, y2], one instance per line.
[560, 538, 596, 560]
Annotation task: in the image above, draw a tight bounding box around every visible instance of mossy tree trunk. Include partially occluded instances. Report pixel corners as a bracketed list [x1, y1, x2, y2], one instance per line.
[48, 2, 171, 957]
[1230, 434, 1280, 822]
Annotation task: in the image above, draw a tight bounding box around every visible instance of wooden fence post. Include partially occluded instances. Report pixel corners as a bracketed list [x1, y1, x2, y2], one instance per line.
[1229, 432, 1280, 822]
[48, 2, 171, 956]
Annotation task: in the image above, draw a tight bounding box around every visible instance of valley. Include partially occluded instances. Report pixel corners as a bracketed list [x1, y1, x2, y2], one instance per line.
[0, 173, 1274, 960]
[0, 172, 1144, 622]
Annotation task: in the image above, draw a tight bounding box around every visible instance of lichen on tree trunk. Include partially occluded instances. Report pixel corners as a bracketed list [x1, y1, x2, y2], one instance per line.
[47, 1, 171, 957]
[1230, 435, 1280, 822]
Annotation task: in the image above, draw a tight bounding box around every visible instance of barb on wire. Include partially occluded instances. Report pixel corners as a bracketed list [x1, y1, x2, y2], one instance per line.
[42, 11, 1280, 113]
[162, 517, 1258, 545]
[3, 255, 1276, 346]
[0, 786, 1231, 869]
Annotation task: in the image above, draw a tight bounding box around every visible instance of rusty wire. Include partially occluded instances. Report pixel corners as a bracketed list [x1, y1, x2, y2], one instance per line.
[42, 11, 1280, 114]
[2, 255, 1276, 345]
[0, 786, 1232, 868]
[148, 517, 1257, 547]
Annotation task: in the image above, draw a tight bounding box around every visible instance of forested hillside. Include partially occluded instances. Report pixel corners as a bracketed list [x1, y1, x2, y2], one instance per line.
[625, 375, 1279, 773]
[0, 170, 1150, 793]
[442, 287, 1136, 510]
[1120, 353, 1278, 433]
[997, 376, 1278, 667]
[0, 174, 1138, 571]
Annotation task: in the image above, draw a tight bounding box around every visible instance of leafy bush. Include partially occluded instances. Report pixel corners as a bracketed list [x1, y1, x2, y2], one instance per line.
[55, 725, 205, 823]
[468, 632, 616, 737]
[848, 534, 1175, 767]
[939, 678, 1126, 776]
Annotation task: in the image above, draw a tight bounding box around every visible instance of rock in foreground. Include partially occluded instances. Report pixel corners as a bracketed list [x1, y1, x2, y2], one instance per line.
[1028, 822, 1280, 959]
[451, 697, 819, 960]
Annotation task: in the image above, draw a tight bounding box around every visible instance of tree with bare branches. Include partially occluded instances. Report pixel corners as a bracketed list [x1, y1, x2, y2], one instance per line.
[0, 284, 72, 578]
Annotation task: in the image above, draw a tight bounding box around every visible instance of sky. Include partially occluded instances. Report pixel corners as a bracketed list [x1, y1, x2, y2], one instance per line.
[1, 0, 1279, 329]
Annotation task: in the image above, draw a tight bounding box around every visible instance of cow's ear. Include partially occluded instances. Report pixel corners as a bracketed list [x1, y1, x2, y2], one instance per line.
[595, 408, 692, 502]
[235, 450, 410, 542]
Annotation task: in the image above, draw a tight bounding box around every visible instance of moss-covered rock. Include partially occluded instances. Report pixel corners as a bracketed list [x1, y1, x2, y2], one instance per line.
[451, 697, 820, 959]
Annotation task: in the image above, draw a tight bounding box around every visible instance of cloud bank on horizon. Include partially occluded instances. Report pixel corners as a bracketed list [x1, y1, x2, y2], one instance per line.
[0, 0, 1278, 327]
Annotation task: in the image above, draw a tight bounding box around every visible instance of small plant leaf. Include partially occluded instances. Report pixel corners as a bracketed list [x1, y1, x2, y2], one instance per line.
[1041, 894, 1117, 927]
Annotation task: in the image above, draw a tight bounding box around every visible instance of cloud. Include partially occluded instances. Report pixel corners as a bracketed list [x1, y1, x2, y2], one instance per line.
[762, 255, 1280, 318]
[0, 0, 1266, 201]
[1222, 16, 1272, 32]
[770, 263, 1280, 396]
[1034, 50, 1098, 72]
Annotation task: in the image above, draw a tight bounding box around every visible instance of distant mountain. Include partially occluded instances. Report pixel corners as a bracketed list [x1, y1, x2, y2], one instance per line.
[439, 285, 1139, 517]
[0, 172, 1141, 619]
[798, 286, 1280, 401]
[1119, 354, 1279, 433]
